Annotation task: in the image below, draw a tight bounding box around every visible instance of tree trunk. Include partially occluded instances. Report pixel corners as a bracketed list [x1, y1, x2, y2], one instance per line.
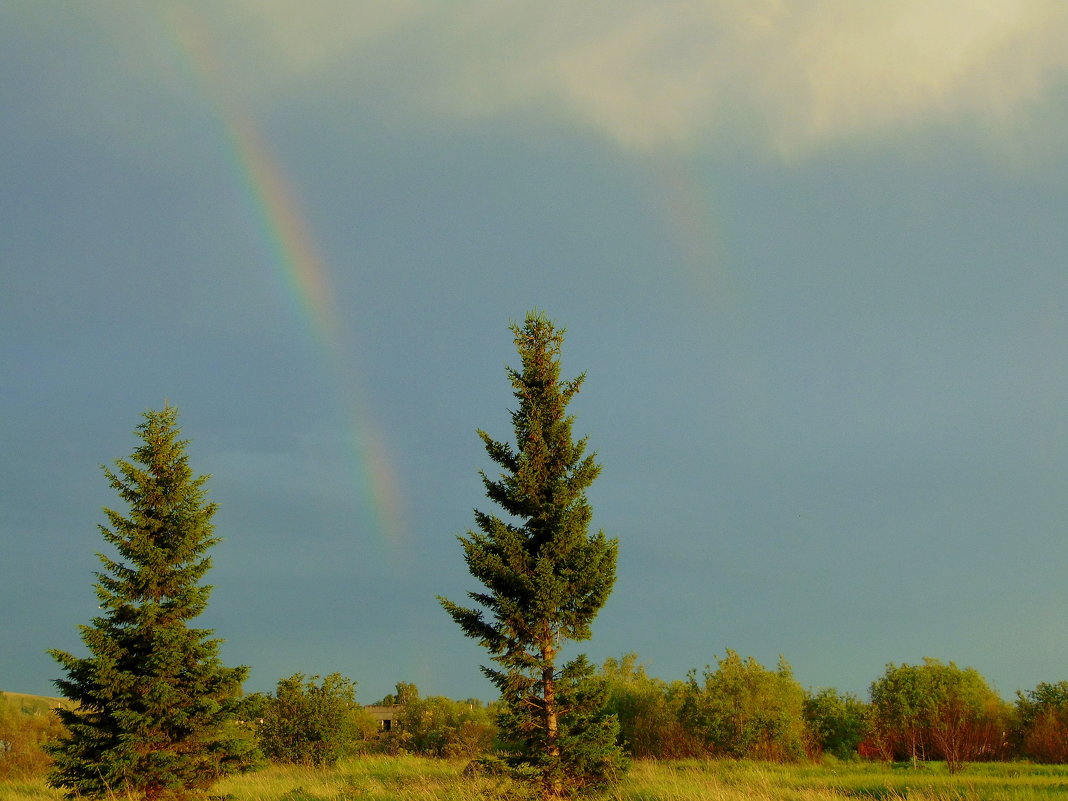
[542, 644, 562, 799]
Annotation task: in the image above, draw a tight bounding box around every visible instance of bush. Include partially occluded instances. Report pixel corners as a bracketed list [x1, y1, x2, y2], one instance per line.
[803, 688, 868, 760]
[1016, 682, 1068, 763]
[0, 692, 69, 780]
[253, 673, 375, 766]
[599, 654, 703, 759]
[682, 651, 808, 762]
[388, 692, 497, 758]
[868, 659, 1010, 771]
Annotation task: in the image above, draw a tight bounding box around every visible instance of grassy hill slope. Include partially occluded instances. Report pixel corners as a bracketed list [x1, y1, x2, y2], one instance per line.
[0, 692, 72, 714]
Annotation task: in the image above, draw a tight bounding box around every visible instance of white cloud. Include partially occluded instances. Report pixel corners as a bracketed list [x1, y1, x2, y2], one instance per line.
[439, 0, 1068, 157]
[11, 1, 1068, 161]
[217, 0, 1068, 158]
[762, 0, 1068, 154]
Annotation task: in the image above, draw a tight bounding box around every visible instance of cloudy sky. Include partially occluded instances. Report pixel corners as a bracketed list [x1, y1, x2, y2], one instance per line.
[4, 1, 1068, 705]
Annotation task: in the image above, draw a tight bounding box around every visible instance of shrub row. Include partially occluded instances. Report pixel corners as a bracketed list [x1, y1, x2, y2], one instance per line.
[7, 658, 1068, 777]
[600, 654, 1068, 769]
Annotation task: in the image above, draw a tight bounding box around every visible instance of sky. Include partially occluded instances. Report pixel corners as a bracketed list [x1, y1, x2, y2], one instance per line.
[3, 1, 1068, 707]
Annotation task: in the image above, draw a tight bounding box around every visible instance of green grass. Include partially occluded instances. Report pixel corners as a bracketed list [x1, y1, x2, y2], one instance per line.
[213, 756, 513, 801]
[613, 760, 1068, 801]
[0, 692, 74, 716]
[5, 757, 1068, 801]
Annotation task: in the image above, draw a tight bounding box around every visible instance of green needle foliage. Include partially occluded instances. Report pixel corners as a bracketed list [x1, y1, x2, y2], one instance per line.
[439, 312, 627, 799]
[47, 406, 252, 800]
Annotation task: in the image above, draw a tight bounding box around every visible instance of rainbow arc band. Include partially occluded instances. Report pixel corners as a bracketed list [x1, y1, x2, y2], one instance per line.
[170, 7, 402, 553]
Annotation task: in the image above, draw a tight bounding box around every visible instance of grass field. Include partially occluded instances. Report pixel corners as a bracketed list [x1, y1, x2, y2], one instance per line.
[4, 756, 1068, 801]
[0, 692, 72, 714]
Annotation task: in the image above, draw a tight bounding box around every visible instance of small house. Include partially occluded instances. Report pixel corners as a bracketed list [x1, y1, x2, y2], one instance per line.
[363, 704, 401, 732]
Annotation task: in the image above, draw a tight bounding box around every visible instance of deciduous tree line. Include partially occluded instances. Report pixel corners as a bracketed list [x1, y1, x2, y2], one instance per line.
[598, 653, 1068, 771]
[225, 655, 1068, 773]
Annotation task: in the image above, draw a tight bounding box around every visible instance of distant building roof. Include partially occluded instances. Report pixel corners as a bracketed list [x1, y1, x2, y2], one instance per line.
[363, 704, 401, 732]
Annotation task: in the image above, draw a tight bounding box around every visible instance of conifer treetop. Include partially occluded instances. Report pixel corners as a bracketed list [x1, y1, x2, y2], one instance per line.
[440, 312, 625, 798]
[47, 405, 250, 801]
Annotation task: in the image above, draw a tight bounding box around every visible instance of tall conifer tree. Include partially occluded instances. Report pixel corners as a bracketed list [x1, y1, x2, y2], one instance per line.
[48, 406, 251, 800]
[440, 312, 626, 798]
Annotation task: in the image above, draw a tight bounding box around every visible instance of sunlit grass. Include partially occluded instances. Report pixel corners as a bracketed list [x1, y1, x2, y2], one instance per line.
[611, 759, 1068, 801]
[6, 757, 1068, 800]
[0, 779, 65, 801]
[213, 755, 512, 801]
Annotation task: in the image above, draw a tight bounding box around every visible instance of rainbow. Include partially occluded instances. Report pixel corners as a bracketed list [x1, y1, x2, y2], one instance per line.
[168, 8, 404, 555]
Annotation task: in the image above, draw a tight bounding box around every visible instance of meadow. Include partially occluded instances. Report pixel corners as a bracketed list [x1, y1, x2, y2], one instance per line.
[5, 756, 1068, 801]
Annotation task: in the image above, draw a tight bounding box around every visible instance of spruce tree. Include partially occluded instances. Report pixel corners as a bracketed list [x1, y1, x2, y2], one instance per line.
[440, 312, 626, 798]
[47, 406, 251, 800]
